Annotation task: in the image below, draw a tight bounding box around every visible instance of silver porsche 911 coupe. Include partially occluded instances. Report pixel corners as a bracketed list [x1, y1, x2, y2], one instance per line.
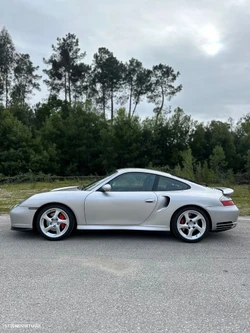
[10, 168, 239, 243]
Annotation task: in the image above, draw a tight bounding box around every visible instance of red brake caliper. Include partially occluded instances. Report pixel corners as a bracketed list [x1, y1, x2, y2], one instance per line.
[59, 213, 66, 229]
[180, 216, 185, 232]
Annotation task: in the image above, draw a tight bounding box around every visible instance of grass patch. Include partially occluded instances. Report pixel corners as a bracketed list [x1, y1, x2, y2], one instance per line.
[0, 181, 249, 215]
[231, 184, 250, 216]
[0, 180, 90, 214]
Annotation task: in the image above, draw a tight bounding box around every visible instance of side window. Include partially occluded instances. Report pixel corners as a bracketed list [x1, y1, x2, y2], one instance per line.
[156, 176, 190, 191]
[108, 173, 156, 192]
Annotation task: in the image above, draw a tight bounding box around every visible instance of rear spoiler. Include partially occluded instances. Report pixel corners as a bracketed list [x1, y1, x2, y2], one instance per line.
[215, 187, 234, 197]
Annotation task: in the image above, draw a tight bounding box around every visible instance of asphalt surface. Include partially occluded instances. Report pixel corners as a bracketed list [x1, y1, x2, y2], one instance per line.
[0, 215, 249, 333]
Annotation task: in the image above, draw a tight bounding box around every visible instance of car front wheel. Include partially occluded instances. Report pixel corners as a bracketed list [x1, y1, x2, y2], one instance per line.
[172, 206, 210, 243]
[36, 204, 75, 241]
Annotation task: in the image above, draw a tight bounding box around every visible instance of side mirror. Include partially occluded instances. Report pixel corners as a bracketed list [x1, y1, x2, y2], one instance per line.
[102, 184, 111, 192]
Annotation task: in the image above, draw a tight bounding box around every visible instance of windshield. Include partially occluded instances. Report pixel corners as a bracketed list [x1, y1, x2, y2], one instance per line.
[83, 171, 118, 191]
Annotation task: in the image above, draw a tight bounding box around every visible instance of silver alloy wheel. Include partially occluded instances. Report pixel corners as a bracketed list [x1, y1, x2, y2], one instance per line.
[39, 208, 70, 239]
[176, 209, 207, 241]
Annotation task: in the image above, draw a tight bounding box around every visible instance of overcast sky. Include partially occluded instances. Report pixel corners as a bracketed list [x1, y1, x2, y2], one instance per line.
[1, 0, 250, 122]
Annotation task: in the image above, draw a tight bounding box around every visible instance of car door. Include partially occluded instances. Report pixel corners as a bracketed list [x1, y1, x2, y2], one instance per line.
[85, 172, 157, 225]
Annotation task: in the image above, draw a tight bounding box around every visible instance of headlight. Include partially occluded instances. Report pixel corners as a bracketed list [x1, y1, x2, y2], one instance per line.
[11, 199, 27, 209]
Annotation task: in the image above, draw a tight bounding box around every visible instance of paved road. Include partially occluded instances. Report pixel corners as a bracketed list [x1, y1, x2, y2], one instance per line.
[0, 215, 249, 333]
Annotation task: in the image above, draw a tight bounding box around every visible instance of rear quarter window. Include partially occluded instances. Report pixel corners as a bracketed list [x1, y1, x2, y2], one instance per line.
[155, 176, 190, 191]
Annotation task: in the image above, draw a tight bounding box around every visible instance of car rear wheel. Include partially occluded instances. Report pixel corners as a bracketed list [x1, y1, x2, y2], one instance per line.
[36, 204, 75, 241]
[172, 206, 209, 243]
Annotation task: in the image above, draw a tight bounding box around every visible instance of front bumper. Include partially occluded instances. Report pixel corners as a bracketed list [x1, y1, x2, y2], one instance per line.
[11, 226, 33, 231]
[10, 206, 36, 230]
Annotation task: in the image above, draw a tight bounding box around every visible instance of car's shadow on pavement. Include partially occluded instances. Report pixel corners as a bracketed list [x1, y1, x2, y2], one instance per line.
[8, 229, 174, 241]
[7, 227, 236, 245]
[72, 229, 176, 242]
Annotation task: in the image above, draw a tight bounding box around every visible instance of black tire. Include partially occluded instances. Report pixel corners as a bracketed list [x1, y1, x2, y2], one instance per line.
[36, 204, 75, 241]
[171, 206, 209, 243]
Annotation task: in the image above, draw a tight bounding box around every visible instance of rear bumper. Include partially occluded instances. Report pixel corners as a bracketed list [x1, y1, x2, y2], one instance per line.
[206, 205, 239, 231]
[212, 221, 237, 232]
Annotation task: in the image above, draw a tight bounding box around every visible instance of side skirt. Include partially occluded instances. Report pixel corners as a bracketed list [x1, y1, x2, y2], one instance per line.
[77, 225, 169, 231]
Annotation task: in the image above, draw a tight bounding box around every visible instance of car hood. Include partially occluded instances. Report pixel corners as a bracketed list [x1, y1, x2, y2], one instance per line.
[50, 186, 81, 192]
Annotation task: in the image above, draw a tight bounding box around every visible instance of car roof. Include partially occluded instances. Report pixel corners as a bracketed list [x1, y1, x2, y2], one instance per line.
[115, 168, 206, 190]
[116, 168, 172, 177]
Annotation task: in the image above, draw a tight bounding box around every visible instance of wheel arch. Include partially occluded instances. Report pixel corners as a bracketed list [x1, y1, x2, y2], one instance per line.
[170, 204, 212, 232]
[32, 202, 77, 231]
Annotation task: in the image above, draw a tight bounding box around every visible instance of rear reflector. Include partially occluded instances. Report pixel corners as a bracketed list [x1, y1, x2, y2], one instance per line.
[221, 200, 235, 206]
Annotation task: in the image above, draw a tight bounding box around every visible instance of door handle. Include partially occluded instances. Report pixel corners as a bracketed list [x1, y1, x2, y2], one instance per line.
[145, 199, 155, 203]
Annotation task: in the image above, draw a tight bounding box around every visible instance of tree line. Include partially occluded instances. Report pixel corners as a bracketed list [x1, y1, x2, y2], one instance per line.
[0, 27, 250, 183]
[0, 27, 181, 121]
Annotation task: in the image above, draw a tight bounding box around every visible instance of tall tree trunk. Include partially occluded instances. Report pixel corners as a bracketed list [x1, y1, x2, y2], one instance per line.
[102, 87, 106, 119]
[5, 74, 8, 108]
[64, 72, 67, 101]
[21, 88, 25, 107]
[131, 99, 139, 118]
[111, 88, 114, 123]
[128, 84, 133, 118]
[155, 86, 165, 126]
[68, 71, 71, 105]
[159, 85, 165, 115]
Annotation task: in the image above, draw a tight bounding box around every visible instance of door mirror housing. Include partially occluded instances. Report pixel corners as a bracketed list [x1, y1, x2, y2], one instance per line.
[102, 184, 111, 192]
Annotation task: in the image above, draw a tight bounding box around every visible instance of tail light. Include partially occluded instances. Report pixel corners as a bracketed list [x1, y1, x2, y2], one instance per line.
[220, 196, 235, 206]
